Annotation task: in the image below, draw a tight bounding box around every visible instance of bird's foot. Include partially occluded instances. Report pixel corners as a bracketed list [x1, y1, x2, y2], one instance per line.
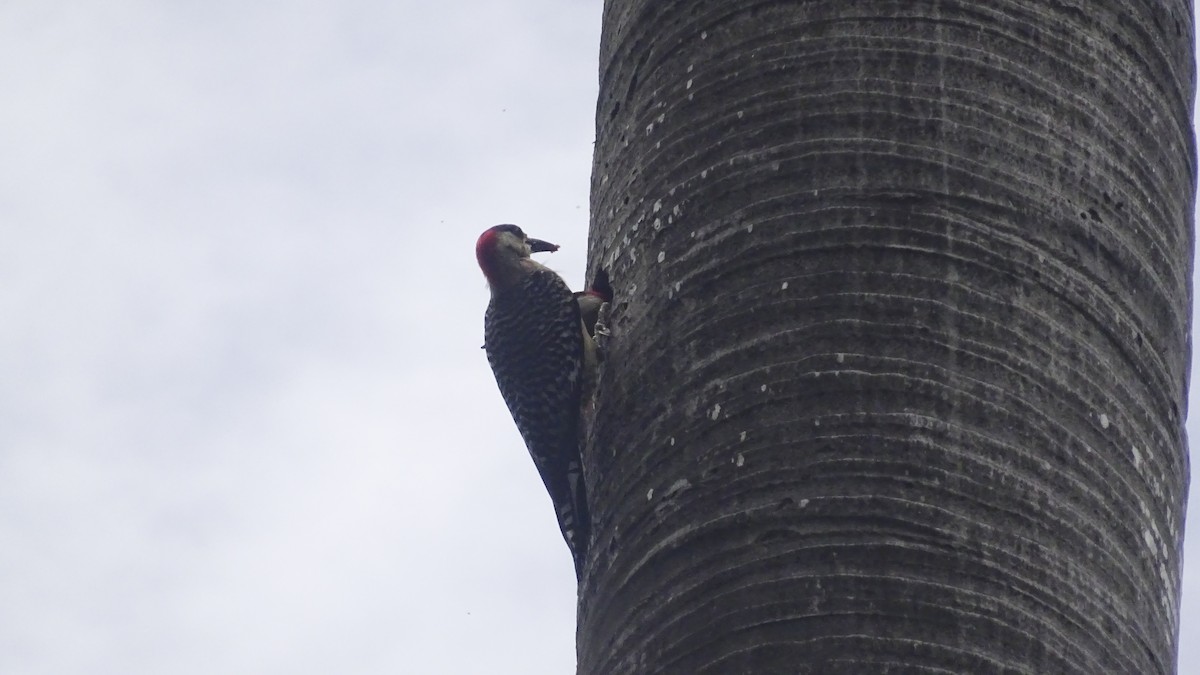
[593, 302, 612, 355]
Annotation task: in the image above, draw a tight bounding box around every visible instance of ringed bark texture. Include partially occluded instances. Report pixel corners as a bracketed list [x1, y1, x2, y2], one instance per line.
[582, 2, 1194, 674]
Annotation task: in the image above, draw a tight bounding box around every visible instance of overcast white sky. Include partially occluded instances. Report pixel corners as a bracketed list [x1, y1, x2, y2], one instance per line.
[1, 3, 1198, 674]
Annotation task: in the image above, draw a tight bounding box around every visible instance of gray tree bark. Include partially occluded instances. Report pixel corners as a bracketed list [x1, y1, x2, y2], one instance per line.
[581, 2, 1193, 674]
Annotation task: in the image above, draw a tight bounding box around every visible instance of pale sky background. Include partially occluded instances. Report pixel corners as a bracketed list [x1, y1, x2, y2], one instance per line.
[1, 3, 1198, 674]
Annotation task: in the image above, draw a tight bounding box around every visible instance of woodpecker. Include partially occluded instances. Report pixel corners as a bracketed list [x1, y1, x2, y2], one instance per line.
[477, 224, 595, 578]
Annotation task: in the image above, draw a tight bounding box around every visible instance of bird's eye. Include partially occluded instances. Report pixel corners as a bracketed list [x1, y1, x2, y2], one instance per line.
[495, 224, 524, 239]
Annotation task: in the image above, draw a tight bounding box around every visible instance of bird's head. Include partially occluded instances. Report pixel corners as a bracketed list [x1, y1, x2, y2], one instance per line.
[476, 224, 559, 289]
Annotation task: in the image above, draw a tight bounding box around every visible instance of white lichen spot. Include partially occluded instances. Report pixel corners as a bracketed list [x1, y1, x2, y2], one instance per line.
[1132, 445, 1142, 469]
[653, 200, 662, 213]
[760, 384, 767, 392]
[674, 281, 682, 292]
[700, 169, 708, 179]
[814, 419, 821, 427]
[657, 251, 666, 263]
[739, 431, 747, 442]
[1100, 413, 1110, 429]
[701, 30, 708, 39]
[710, 403, 722, 420]
[669, 436, 676, 446]
[737, 110, 744, 119]
[688, 93, 694, 101]
[781, 281, 788, 290]
[657, 113, 665, 124]
[1144, 528, 1155, 549]
[673, 205, 682, 216]
[687, 64, 694, 72]
[601, 173, 609, 184]
[647, 488, 654, 501]
[653, 217, 663, 230]
[746, 223, 754, 233]
[686, 78, 693, 89]
[666, 478, 691, 496]
[735, 453, 745, 467]
[646, 122, 655, 134]
[799, 499, 810, 508]
[836, 353, 845, 363]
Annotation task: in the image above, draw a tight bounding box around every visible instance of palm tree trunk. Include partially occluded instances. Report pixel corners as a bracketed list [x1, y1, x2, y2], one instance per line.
[581, 2, 1193, 673]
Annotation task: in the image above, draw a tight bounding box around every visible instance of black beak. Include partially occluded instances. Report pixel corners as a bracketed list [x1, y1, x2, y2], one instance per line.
[527, 238, 560, 253]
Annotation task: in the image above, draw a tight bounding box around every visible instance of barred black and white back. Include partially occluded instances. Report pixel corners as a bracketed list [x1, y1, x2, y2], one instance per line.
[484, 267, 591, 576]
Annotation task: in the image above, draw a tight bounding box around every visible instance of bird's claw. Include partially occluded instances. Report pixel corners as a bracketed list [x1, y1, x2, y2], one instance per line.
[593, 302, 612, 353]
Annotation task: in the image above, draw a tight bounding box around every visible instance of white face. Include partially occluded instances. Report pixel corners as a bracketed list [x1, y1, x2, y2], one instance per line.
[495, 229, 532, 260]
